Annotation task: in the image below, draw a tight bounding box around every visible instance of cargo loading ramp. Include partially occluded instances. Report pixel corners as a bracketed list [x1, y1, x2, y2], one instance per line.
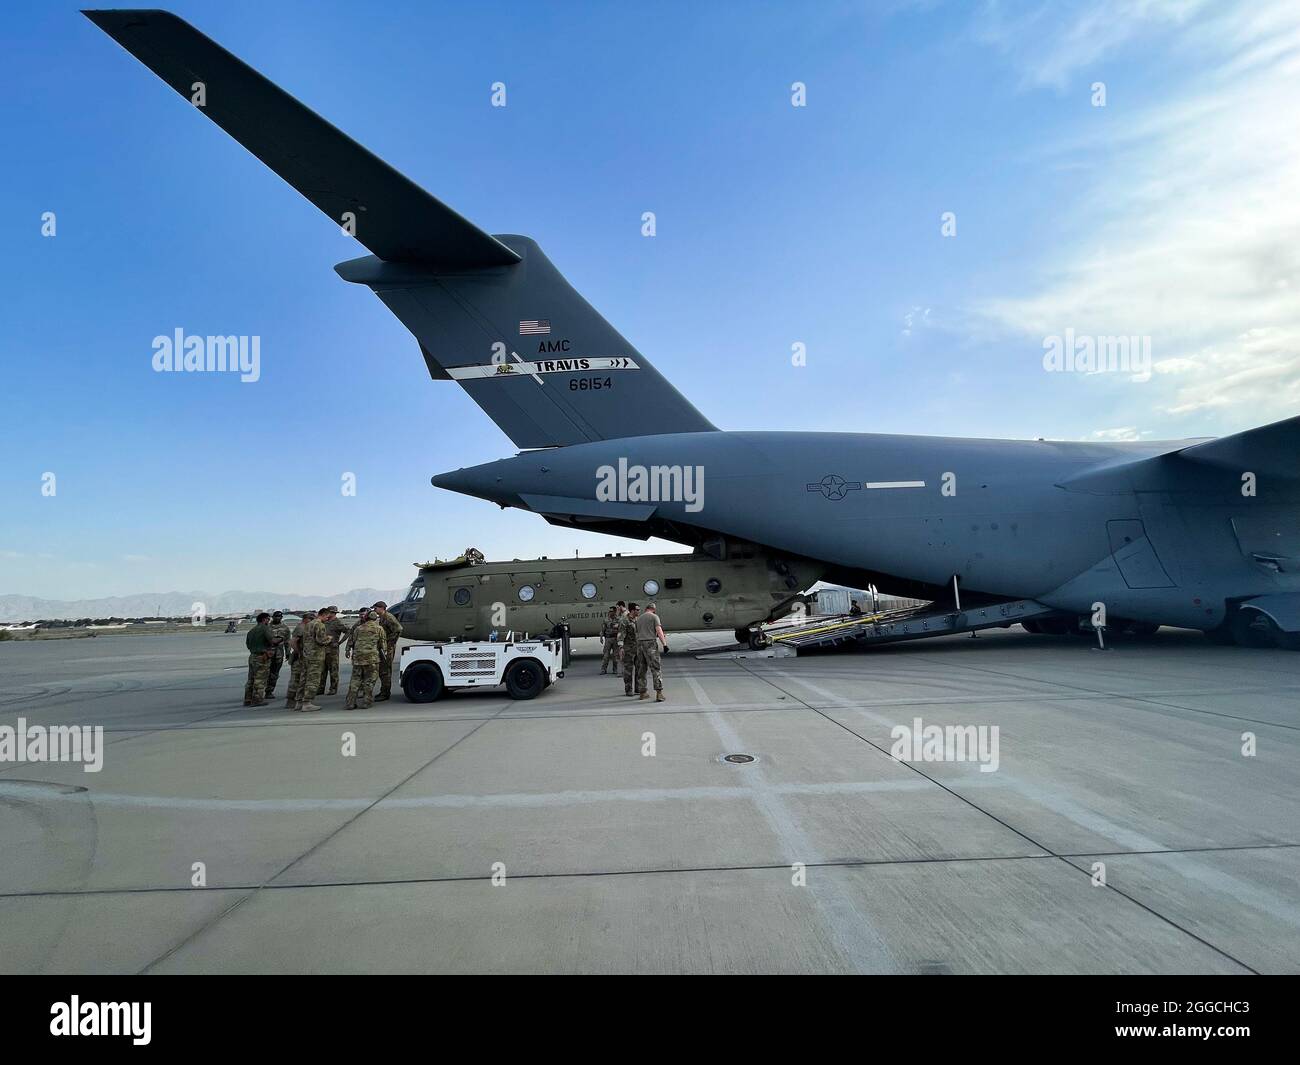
[696, 599, 1061, 657]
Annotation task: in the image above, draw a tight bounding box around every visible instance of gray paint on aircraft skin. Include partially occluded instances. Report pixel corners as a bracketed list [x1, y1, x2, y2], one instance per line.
[432, 431, 1300, 632]
[87, 9, 1300, 641]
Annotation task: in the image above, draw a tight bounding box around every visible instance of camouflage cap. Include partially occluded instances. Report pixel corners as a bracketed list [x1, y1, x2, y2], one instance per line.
[325, 605, 339, 613]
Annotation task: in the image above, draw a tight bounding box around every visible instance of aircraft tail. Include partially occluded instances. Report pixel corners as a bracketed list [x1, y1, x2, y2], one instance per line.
[86, 9, 715, 448]
[334, 244, 715, 448]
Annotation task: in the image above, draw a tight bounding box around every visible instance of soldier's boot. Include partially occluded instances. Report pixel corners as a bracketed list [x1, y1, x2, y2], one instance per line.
[295, 701, 322, 713]
[655, 691, 665, 702]
[639, 691, 650, 700]
[343, 698, 356, 711]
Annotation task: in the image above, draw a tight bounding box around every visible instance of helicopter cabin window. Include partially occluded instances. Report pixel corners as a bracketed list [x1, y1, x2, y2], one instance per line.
[406, 579, 426, 601]
[452, 586, 472, 607]
[581, 582, 598, 599]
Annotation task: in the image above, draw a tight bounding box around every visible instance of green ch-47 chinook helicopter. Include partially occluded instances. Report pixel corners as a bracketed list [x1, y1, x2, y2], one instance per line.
[388, 544, 822, 648]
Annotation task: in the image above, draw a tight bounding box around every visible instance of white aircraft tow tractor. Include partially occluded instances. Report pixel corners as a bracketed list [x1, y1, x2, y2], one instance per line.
[399, 635, 566, 702]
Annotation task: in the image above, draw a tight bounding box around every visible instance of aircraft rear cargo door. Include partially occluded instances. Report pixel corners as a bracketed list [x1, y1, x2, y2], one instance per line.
[1106, 519, 1175, 589]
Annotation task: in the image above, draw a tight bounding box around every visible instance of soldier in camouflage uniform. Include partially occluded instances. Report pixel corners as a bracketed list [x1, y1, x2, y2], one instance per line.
[285, 610, 316, 708]
[614, 602, 627, 671]
[634, 603, 668, 702]
[294, 607, 331, 712]
[620, 603, 640, 696]
[344, 607, 387, 710]
[264, 610, 291, 699]
[373, 600, 403, 701]
[243, 612, 273, 706]
[319, 605, 349, 696]
[600, 607, 620, 674]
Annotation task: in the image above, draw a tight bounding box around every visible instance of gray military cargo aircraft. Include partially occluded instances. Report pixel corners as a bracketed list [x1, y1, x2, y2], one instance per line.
[88, 10, 1300, 650]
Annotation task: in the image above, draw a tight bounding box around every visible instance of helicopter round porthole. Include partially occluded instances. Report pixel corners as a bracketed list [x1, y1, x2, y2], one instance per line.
[518, 585, 536, 602]
[706, 578, 722, 594]
[453, 587, 472, 606]
[643, 579, 660, 596]
[580, 582, 598, 600]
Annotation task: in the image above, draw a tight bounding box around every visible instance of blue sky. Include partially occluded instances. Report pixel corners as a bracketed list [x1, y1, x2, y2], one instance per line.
[4, 0, 1298, 599]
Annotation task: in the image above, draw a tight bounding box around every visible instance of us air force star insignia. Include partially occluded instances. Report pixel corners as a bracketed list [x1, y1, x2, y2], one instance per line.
[806, 474, 862, 500]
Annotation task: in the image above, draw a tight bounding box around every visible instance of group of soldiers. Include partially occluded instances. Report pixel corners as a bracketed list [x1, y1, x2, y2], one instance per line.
[242, 602, 404, 712]
[600, 600, 669, 701]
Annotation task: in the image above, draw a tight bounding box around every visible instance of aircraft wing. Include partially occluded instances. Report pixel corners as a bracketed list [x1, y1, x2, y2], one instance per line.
[1172, 415, 1300, 479]
[83, 9, 519, 270]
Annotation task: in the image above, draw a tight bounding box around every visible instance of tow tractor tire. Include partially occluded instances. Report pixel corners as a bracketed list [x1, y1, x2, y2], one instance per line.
[1231, 609, 1283, 649]
[748, 630, 771, 650]
[1204, 624, 1236, 646]
[402, 662, 444, 703]
[504, 659, 545, 700]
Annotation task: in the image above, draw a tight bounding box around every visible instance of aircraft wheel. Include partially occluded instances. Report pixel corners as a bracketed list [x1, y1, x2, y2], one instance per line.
[402, 662, 444, 703]
[747, 630, 770, 650]
[1230, 609, 1280, 649]
[504, 659, 545, 700]
[734, 627, 751, 645]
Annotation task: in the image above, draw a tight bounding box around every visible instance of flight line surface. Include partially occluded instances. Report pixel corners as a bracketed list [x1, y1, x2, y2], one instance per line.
[1, 628, 1297, 974]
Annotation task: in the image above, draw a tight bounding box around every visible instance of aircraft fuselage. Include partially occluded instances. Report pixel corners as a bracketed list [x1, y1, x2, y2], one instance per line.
[433, 430, 1300, 632]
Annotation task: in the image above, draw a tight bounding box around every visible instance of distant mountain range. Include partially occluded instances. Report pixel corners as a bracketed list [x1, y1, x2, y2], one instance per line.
[0, 589, 409, 622]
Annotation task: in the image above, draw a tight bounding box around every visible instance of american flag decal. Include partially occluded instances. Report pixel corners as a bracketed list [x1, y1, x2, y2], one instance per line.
[519, 320, 551, 335]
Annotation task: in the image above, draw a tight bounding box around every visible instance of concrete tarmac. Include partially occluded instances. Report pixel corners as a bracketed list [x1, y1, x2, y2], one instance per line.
[1, 627, 1297, 973]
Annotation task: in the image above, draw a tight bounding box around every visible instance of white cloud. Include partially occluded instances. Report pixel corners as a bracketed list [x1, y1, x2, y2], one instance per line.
[973, 0, 1300, 430]
[1084, 426, 1148, 441]
[973, 0, 1208, 91]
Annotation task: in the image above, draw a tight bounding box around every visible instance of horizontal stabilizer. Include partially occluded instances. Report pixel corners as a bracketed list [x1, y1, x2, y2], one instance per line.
[83, 9, 519, 269]
[1174, 415, 1300, 480]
